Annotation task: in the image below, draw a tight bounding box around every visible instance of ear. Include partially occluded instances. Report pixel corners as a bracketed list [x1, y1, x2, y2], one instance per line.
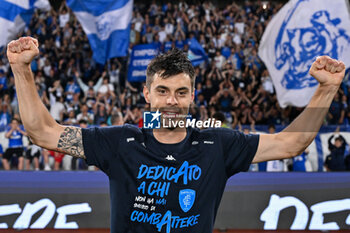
[191, 88, 195, 103]
[143, 86, 150, 103]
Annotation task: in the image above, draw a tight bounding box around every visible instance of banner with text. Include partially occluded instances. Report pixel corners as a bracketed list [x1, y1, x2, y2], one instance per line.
[128, 43, 159, 82]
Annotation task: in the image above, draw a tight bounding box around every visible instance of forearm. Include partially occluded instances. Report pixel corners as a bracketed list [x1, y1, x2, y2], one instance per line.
[279, 84, 339, 155]
[11, 64, 60, 145]
[254, 56, 345, 163]
[18, 129, 28, 136]
[5, 129, 13, 138]
[94, 77, 104, 92]
[7, 37, 85, 158]
[77, 77, 88, 92]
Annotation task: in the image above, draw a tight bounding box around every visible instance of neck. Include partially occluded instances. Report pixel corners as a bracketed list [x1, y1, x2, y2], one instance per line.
[153, 127, 187, 144]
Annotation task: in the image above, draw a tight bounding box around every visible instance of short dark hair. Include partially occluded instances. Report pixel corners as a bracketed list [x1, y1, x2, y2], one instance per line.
[212, 112, 226, 123]
[268, 124, 275, 130]
[79, 120, 88, 125]
[335, 136, 343, 142]
[111, 112, 123, 125]
[11, 118, 20, 123]
[146, 48, 195, 90]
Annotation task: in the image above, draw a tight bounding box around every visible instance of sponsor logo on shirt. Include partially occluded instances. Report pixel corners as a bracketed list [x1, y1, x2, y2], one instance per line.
[165, 155, 176, 161]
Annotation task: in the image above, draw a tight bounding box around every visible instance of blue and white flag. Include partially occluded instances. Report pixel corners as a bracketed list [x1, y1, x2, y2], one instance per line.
[258, 0, 350, 107]
[186, 38, 208, 67]
[128, 43, 159, 82]
[67, 0, 133, 64]
[0, 0, 49, 48]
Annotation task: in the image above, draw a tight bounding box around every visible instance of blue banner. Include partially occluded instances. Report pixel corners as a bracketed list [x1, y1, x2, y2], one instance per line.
[127, 39, 207, 82]
[128, 43, 159, 82]
[186, 38, 208, 67]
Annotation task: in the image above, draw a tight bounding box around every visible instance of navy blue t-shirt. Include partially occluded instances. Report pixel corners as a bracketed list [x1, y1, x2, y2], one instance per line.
[82, 124, 259, 233]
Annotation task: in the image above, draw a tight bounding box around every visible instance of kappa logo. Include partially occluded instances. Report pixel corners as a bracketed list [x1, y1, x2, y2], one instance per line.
[179, 189, 196, 213]
[143, 110, 161, 129]
[165, 155, 176, 161]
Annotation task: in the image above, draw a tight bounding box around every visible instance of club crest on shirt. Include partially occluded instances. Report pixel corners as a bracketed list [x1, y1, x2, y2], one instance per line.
[179, 189, 196, 213]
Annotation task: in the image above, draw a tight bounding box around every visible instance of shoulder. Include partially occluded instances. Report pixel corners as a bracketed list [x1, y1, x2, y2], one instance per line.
[198, 127, 238, 137]
[189, 127, 236, 144]
[82, 124, 142, 138]
[197, 127, 259, 145]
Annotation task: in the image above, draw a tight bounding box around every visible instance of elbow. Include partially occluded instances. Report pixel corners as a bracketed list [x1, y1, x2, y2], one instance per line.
[29, 133, 53, 151]
[26, 129, 44, 146]
[289, 147, 307, 158]
[27, 124, 61, 150]
[276, 133, 309, 159]
[28, 135, 40, 147]
[281, 149, 303, 160]
[288, 140, 310, 158]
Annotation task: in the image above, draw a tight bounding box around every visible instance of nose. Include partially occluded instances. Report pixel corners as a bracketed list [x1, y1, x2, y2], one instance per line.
[166, 95, 178, 105]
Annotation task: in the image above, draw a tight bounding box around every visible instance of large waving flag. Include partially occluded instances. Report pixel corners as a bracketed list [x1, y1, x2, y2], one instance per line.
[186, 38, 208, 67]
[67, 0, 133, 64]
[258, 0, 350, 107]
[0, 0, 50, 48]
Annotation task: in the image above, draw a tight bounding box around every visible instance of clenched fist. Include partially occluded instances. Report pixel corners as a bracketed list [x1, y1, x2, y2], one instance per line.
[309, 56, 346, 87]
[7, 37, 39, 65]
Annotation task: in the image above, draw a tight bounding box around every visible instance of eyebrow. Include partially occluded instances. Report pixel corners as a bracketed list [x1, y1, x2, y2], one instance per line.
[155, 85, 190, 92]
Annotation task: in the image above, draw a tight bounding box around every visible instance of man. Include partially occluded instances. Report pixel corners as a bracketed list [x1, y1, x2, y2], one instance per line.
[325, 133, 347, 171]
[110, 111, 124, 126]
[7, 37, 345, 233]
[293, 149, 309, 172]
[3, 118, 27, 170]
[25, 140, 41, 171]
[265, 124, 285, 172]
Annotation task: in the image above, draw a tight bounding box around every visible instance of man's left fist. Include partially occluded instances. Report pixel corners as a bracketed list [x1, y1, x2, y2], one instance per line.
[309, 56, 346, 86]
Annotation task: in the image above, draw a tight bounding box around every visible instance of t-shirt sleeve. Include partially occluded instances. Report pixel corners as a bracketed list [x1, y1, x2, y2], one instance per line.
[220, 129, 259, 177]
[82, 126, 124, 176]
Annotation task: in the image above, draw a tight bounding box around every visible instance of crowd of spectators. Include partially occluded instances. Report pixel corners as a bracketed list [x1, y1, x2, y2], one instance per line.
[0, 0, 349, 171]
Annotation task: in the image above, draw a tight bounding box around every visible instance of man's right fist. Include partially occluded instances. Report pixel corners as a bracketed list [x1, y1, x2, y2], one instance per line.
[7, 37, 39, 65]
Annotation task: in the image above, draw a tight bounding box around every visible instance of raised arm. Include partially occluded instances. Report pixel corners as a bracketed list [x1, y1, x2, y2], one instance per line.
[253, 56, 346, 163]
[7, 37, 85, 159]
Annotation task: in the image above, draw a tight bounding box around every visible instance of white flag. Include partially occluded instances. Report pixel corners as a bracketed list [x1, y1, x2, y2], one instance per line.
[67, 0, 133, 64]
[0, 0, 50, 48]
[258, 0, 350, 107]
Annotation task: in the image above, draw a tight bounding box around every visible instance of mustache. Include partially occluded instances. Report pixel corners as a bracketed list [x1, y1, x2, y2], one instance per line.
[150, 107, 183, 113]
